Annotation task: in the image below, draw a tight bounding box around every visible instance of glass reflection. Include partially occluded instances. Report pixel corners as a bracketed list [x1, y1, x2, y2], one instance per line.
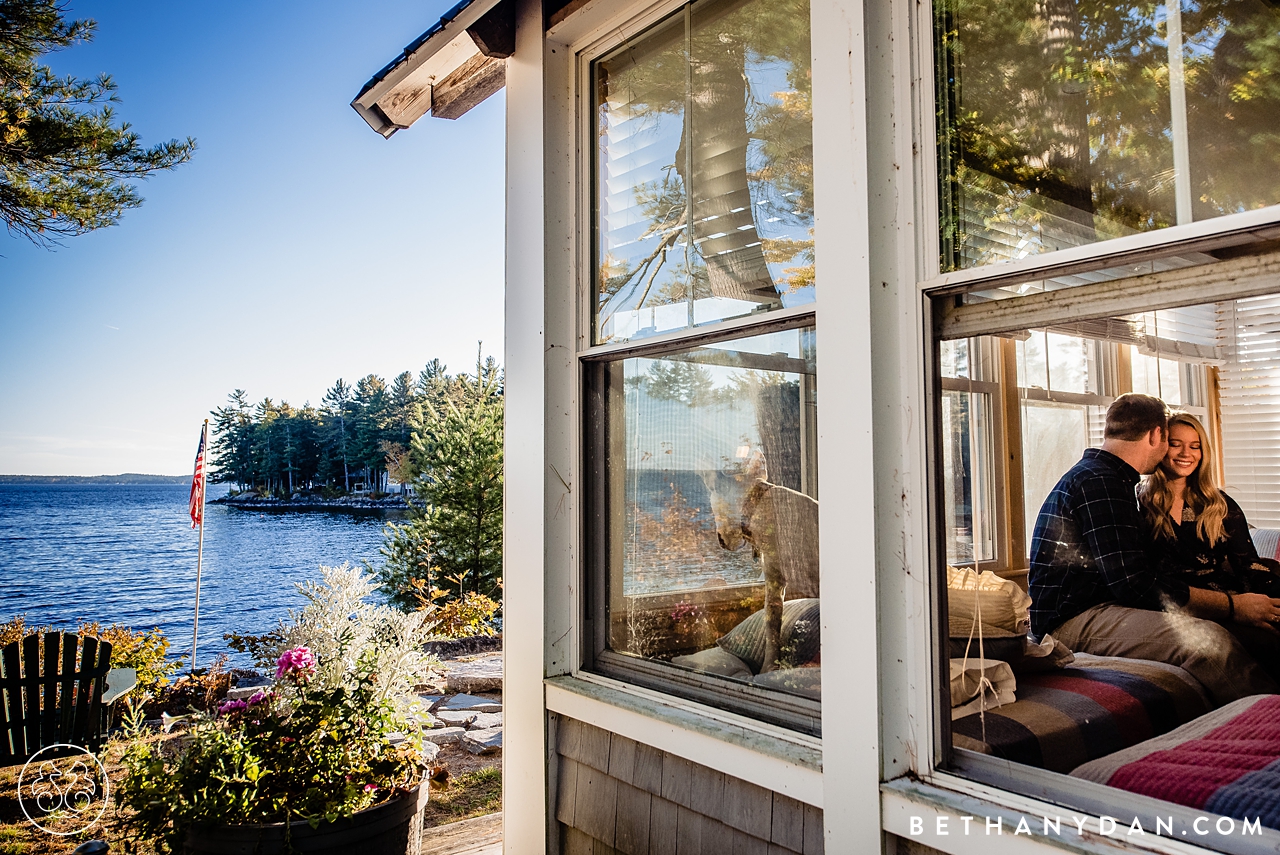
[936, 0, 1280, 271]
[598, 327, 819, 699]
[594, 0, 815, 344]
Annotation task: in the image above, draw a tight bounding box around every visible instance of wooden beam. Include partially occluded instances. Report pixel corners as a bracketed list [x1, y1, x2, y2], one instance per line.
[468, 0, 516, 58]
[431, 52, 506, 120]
[937, 249, 1280, 341]
[376, 83, 432, 129]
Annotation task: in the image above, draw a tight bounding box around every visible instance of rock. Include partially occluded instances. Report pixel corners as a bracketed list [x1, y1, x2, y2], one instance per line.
[467, 712, 502, 730]
[435, 710, 478, 727]
[417, 694, 445, 708]
[224, 685, 270, 701]
[463, 727, 502, 755]
[423, 726, 467, 745]
[389, 733, 441, 762]
[235, 673, 272, 689]
[424, 635, 502, 659]
[444, 654, 503, 694]
[436, 693, 501, 713]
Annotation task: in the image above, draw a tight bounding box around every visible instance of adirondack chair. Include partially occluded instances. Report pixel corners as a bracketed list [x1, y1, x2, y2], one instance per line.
[0, 632, 137, 766]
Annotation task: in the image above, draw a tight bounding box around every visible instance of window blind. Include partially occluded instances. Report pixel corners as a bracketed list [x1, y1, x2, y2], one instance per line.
[1218, 292, 1280, 527]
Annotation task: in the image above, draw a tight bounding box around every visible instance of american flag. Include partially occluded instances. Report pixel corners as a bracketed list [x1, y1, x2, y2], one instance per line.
[189, 424, 207, 528]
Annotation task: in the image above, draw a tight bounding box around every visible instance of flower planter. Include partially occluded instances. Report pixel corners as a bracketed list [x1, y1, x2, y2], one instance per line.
[184, 784, 428, 855]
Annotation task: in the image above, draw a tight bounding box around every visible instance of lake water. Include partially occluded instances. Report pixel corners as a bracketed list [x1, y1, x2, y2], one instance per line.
[0, 484, 395, 668]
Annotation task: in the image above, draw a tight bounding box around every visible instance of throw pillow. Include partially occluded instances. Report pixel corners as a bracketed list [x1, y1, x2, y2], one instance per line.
[717, 598, 820, 673]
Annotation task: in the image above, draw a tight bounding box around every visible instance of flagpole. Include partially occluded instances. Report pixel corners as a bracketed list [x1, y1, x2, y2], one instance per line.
[192, 419, 209, 675]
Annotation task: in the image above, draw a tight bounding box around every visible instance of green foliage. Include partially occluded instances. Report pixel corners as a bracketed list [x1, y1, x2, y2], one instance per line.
[225, 563, 438, 698]
[0, 0, 194, 244]
[373, 514, 437, 610]
[0, 616, 179, 696]
[118, 649, 432, 854]
[404, 352, 504, 601]
[426, 591, 501, 639]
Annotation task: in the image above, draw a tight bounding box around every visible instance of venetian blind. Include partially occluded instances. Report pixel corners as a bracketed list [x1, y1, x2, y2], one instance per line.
[1218, 292, 1280, 527]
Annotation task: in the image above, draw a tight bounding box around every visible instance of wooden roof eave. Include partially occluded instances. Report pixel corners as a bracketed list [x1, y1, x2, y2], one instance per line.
[351, 0, 514, 138]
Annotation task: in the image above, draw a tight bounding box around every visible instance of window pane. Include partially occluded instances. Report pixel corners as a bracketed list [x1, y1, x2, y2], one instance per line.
[1020, 400, 1094, 544]
[942, 390, 997, 563]
[1015, 332, 1097, 394]
[594, 0, 814, 344]
[937, 290, 1280, 838]
[935, 0, 1280, 271]
[594, 327, 819, 699]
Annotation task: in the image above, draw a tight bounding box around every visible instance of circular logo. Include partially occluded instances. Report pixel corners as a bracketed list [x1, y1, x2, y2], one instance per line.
[17, 744, 109, 836]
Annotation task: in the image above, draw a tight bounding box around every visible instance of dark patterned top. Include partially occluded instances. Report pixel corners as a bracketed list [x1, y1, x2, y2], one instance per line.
[1145, 492, 1280, 598]
[1029, 449, 1191, 637]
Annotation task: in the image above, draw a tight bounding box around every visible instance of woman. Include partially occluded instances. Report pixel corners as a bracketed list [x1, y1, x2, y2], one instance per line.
[1139, 412, 1280, 643]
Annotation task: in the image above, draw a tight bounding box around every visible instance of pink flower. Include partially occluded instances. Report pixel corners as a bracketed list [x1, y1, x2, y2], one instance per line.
[247, 690, 270, 705]
[275, 646, 317, 680]
[363, 784, 378, 793]
[218, 699, 248, 715]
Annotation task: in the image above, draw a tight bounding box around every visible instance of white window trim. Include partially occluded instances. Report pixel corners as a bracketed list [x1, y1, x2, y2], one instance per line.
[895, 0, 1280, 852]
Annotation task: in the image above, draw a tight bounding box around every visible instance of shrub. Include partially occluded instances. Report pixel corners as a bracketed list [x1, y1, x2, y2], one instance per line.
[427, 591, 501, 639]
[0, 616, 179, 696]
[119, 645, 432, 854]
[224, 563, 438, 699]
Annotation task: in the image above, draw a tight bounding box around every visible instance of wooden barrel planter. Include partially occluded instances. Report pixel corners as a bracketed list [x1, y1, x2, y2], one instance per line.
[184, 784, 428, 855]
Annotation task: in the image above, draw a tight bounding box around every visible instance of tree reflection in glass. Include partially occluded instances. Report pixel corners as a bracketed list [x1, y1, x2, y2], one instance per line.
[936, 0, 1280, 270]
[593, 0, 814, 344]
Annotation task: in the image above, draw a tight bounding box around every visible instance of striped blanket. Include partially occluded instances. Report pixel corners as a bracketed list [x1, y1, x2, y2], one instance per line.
[952, 655, 1211, 774]
[1072, 695, 1280, 828]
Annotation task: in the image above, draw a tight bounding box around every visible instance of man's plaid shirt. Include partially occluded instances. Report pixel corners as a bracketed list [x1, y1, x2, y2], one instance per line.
[1028, 448, 1190, 637]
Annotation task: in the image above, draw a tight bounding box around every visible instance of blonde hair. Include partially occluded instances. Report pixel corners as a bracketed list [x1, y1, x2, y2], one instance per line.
[1139, 412, 1228, 545]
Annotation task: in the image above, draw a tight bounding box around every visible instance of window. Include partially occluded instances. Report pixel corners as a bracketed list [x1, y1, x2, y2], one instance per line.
[930, 0, 1280, 838]
[584, 0, 820, 733]
[935, 0, 1280, 271]
[930, 258, 1280, 850]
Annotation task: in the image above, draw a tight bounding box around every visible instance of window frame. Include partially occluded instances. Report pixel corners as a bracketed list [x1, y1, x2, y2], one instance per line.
[573, 0, 824, 735]
[922, 245, 1280, 854]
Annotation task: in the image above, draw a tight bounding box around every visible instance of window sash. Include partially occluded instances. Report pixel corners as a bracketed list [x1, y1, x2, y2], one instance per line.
[924, 249, 1280, 852]
[581, 319, 823, 734]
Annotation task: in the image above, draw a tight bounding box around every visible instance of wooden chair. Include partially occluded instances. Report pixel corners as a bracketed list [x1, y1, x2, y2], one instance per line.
[0, 632, 136, 766]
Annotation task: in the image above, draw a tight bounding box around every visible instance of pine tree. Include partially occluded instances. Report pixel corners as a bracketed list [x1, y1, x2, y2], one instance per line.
[321, 380, 354, 492]
[410, 354, 504, 599]
[210, 390, 254, 489]
[0, 0, 195, 244]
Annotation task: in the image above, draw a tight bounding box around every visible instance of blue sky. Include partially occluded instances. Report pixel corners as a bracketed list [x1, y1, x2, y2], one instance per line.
[0, 0, 505, 475]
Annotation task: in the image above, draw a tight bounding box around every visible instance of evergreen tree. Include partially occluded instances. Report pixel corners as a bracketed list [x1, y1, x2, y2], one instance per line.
[0, 0, 195, 244]
[406, 353, 504, 599]
[321, 379, 354, 491]
[352, 374, 389, 491]
[210, 390, 253, 489]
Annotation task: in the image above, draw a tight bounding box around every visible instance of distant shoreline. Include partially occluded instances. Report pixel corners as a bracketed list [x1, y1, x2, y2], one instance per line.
[0, 473, 188, 485]
[215, 493, 409, 512]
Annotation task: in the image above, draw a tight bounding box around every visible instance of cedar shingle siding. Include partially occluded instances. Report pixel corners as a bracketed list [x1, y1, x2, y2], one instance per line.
[553, 715, 822, 854]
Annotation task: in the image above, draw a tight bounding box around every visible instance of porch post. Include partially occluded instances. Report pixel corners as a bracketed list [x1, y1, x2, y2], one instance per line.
[810, 0, 885, 849]
[504, 0, 549, 850]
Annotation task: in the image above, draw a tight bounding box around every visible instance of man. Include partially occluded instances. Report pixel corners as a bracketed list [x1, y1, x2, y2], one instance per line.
[1029, 393, 1277, 704]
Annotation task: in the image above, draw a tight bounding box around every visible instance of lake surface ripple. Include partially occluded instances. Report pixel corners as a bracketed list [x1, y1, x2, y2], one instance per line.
[0, 484, 393, 667]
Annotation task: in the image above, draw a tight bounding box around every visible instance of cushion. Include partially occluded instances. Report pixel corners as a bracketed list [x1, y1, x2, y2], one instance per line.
[671, 647, 753, 680]
[717, 598, 820, 673]
[1070, 695, 1280, 829]
[948, 634, 1075, 673]
[947, 565, 1032, 639]
[1252, 528, 1280, 563]
[752, 666, 821, 700]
